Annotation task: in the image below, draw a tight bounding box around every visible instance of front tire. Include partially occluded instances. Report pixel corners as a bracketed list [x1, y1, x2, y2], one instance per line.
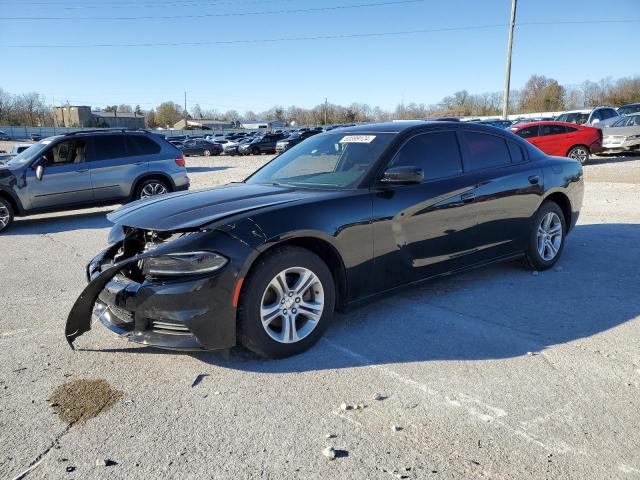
[238, 246, 335, 358]
[525, 201, 566, 271]
[567, 145, 590, 165]
[0, 197, 14, 233]
[251, 147, 260, 156]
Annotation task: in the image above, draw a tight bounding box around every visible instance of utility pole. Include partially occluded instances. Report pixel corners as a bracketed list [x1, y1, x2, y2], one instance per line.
[184, 91, 188, 130]
[324, 97, 328, 125]
[502, 0, 517, 120]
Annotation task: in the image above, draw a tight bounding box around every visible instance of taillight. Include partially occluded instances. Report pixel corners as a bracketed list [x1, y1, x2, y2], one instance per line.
[175, 155, 185, 167]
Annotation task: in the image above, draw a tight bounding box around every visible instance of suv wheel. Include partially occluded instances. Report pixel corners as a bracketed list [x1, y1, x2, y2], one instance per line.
[0, 197, 14, 233]
[203, 149, 212, 156]
[525, 201, 566, 271]
[136, 179, 170, 200]
[238, 246, 335, 358]
[251, 147, 260, 155]
[567, 145, 590, 164]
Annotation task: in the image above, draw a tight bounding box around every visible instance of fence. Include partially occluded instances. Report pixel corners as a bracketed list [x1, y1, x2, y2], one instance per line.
[0, 125, 248, 141]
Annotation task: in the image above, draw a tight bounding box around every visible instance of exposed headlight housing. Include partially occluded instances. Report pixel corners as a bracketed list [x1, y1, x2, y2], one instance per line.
[142, 251, 228, 277]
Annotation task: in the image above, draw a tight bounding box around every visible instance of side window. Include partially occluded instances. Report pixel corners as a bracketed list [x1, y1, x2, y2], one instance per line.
[126, 136, 161, 156]
[507, 141, 525, 163]
[566, 126, 578, 132]
[462, 131, 511, 171]
[391, 131, 462, 181]
[540, 124, 567, 136]
[591, 110, 602, 121]
[515, 126, 539, 138]
[92, 135, 127, 161]
[44, 140, 86, 166]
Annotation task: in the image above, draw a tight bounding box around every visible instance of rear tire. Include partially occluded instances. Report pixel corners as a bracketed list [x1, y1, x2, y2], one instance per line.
[567, 145, 590, 165]
[0, 197, 14, 233]
[135, 178, 170, 200]
[525, 201, 566, 271]
[238, 246, 335, 358]
[203, 149, 211, 156]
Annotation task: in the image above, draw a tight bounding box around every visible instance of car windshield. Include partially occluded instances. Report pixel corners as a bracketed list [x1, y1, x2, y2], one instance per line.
[618, 106, 640, 116]
[246, 132, 395, 189]
[6, 141, 49, 167]
[555, 112, 589, 124]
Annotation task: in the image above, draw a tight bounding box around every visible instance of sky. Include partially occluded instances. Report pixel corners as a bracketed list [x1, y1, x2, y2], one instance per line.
[0, 0, 638, 114]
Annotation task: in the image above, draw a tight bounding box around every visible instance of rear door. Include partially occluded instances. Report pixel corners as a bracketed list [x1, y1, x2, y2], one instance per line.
[27, 138, 93, 209]
[88, 134, 149, 201]
[460, 130, 543, 261]
[535, 124, 568, 156]
[372, 130, 479, 292]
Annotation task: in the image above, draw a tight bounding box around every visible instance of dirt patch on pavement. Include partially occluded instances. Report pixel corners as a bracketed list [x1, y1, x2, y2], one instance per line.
[49, 379, 122, 424]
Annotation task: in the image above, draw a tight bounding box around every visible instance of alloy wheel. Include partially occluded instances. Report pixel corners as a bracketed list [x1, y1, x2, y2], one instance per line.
[569, 147, 588, 163]
[204, 149, 211, 156]
[0, 204, 9, 229]
[260, 267, 324, 344]
[140, 182, 168, 198]
[536, 212, 563, 261]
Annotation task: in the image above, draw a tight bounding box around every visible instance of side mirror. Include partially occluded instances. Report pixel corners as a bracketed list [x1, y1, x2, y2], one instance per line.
[35, 164, 44, 181]
[380, 166, 423, 185]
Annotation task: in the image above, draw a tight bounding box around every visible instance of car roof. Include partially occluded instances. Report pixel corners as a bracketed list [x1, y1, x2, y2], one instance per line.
[512, 121, 589, 129]
[334, 120, 509, 135]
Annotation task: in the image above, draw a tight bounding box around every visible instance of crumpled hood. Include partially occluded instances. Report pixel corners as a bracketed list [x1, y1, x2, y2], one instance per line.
[107, 183, 320, 231]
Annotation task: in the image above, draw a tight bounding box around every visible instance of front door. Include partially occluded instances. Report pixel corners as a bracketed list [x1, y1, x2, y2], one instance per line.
[27, 138, 93, 209]
[372, 130, 479, 292]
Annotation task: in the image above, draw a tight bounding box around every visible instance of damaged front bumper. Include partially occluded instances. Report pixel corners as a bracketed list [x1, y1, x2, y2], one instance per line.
[65, 233, 242, 351]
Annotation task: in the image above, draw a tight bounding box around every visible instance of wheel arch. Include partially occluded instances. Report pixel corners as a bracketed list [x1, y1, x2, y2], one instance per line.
[543, 191, 572, 230]
[239, 234, 349, 312]
[0, 188, 23, 216]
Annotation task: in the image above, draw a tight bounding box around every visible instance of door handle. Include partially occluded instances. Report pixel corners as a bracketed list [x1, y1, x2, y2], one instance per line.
[461, 192, 475, 203]
[528, 175, 540, 185]
[77, 168, 89, 173]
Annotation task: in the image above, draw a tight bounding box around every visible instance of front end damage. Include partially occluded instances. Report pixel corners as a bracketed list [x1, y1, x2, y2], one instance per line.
[65, 226, 246, 351]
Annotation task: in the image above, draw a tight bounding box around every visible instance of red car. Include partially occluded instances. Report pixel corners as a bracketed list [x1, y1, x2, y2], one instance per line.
[510, 121, 602, 164]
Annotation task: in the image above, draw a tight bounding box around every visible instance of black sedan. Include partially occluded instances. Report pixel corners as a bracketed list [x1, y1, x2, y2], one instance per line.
[179, 139, 222, 156]
[66, 122, 583, 358]
[238, 133, 285, 155]
[275, 129, 320, 153]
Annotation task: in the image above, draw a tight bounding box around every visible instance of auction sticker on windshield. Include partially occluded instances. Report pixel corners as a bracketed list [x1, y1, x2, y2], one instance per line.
[339, 135, 376, 144]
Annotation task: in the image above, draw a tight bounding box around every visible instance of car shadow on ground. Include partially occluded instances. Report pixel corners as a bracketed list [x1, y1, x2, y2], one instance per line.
[7, 210, 112, 235]
[186, 166, 230, 173]
[590, 153, 640, 165]
[78, 223, 640, 372]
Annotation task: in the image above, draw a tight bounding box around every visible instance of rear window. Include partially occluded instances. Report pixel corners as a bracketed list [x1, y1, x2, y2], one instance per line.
[92, 135, 127, 161]
[462, 131, 511, 171]
[507, 141, 525, 163]
[540, 124, 567, 136]
[126, 136, 161, 156]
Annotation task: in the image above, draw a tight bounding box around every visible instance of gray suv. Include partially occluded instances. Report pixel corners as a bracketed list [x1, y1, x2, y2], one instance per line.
[0, 130, 189, 232]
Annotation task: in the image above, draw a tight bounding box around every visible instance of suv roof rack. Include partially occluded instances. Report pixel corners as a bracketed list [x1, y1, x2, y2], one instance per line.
[63, 128, 153, 137]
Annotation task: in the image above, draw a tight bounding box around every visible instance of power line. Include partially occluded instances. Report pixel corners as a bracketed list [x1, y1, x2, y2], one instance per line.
[4, 0, 301, 10]
[1, 0, 425, 20]
[2, 20, 638, 48]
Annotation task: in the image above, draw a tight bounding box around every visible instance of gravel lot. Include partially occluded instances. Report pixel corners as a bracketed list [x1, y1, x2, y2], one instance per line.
[1, 148, 639, 479]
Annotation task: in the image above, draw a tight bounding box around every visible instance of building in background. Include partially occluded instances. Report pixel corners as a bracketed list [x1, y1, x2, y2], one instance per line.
[172, 118, 235, 130]
[53, 106, 145, 129]
[240, 120, 285, 130]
